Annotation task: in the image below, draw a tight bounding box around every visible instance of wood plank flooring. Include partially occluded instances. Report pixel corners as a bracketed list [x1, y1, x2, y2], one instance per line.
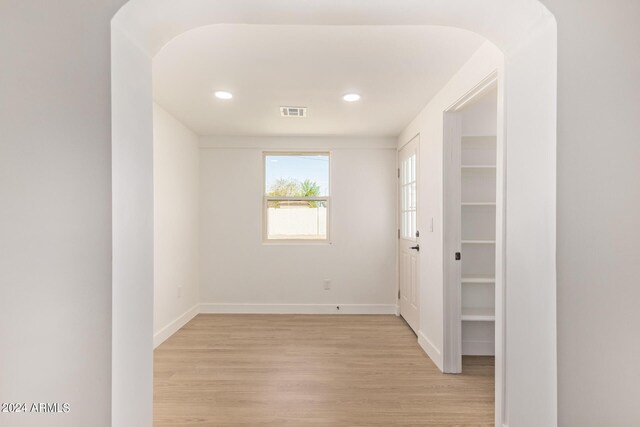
[154, 314, 494, 426]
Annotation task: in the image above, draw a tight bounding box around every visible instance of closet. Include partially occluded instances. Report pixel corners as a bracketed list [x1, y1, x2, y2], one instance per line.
[444, 85, 498, 372]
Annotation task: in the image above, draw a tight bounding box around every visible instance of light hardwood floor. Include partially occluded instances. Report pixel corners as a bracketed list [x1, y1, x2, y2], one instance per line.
[154, 314, 494, 426]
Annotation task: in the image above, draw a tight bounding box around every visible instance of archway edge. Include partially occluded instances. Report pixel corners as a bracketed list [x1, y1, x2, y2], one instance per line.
[112, 0, 554, 57]
[111, 1, 557, 427]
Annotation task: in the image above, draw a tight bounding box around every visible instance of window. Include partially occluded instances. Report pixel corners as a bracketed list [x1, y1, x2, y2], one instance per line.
[264, 152, 330, 241]
[400, 152, 417, 240]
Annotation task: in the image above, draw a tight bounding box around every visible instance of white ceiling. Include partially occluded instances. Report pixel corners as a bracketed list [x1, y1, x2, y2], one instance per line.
[153, 25, 484, 137]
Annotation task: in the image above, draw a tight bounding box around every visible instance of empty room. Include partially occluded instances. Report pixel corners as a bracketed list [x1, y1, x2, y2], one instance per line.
[3, 1, 640, 427]
[151, 23, 500, 425]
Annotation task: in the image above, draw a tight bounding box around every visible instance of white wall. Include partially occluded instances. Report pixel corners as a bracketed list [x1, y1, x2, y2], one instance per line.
[199, 136, 397, 313]
[398, 42, 504, 370]
[501, 17, 558, 425]
[0, 2, 124, 426]
[461, 89, 498, 136]
[111, 23, 154, 427]
[153, 104, 200, 347]
[541, 1, 640, 425]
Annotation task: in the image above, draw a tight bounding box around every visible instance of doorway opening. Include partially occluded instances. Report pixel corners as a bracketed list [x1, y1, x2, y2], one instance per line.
[111, 2, 558, 426]
[444, 75, 501, 375]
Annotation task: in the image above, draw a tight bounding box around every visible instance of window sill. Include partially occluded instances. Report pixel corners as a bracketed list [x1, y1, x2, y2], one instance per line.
[262, 239, 332, 245]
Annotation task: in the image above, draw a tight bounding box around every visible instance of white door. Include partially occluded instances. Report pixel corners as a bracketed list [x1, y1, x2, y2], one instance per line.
[398, 135, 420, 332]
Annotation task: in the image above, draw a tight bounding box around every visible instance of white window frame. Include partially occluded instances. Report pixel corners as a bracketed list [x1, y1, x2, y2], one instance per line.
[399, 149, 418, 242]
[262, 151, 331, 244]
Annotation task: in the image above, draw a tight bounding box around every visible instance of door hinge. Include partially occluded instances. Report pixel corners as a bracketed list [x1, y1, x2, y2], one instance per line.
[398, 289, 401, 299]
[398, 229, 400, 239]
[398, 168, 400, 178]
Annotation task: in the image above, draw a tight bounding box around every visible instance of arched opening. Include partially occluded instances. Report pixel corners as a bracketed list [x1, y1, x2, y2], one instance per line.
[111, 1, 557, 425]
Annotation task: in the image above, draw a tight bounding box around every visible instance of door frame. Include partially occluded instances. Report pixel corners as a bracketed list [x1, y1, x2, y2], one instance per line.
[442, 71, 505, 416]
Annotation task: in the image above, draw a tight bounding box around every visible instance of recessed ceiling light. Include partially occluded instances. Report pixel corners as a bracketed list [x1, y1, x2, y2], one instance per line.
[214, 90, 233, 100]
[343, 93, 361, 102]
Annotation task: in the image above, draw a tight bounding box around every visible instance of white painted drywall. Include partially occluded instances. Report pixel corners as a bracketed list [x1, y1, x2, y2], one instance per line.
[199, 136, 397, 312]
[461, 90, 498, 137]
[111, 24, 154, 427]
[541, 1, 640, 425]
[398, 42, 504, 371]
[153, 104, 200, 347]
[0, 1, 124, 426]
[501, 16, 558, 426]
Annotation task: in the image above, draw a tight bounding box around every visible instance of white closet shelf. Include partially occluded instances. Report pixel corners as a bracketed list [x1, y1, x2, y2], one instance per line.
[462, 276, 496, 284]
[461, 202, 496, 206]
[461, 240, 496, 245]
[461, 307, 495, 322]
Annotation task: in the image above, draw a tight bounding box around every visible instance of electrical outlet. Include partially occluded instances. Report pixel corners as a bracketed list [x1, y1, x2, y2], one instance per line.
[323, 279, 331, 290]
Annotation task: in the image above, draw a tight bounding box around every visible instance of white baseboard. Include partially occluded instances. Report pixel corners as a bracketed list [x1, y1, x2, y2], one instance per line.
[154, 303, 398, 349]
[417, 330, 444, 372]
[462, 340, 495, 356]
[153, 304, 199, 349]
[199, 303, 398, 315]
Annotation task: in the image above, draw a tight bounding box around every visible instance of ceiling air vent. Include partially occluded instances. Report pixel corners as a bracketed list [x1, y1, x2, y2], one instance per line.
[280, 106, 307, 118]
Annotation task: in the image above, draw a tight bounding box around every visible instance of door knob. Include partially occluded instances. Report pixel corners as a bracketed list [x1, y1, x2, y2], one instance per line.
[410, 244, 420, 251]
